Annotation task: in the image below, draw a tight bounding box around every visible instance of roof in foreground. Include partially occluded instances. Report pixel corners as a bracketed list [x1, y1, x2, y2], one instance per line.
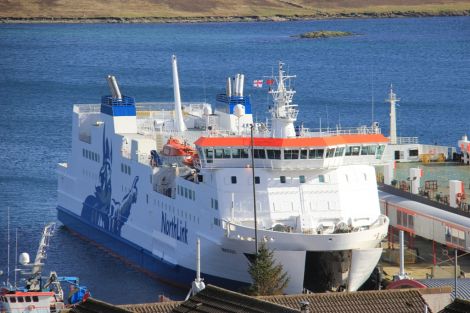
[419, 279, 470, 300]
[260, 288, 432, 313]
[439, 298, 470, 313]
[67, 285, 436, 313]
[172, 285, 298, 313]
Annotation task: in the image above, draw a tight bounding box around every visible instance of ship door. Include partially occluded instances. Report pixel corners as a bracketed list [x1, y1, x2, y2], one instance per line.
[394, 150, 401, 160]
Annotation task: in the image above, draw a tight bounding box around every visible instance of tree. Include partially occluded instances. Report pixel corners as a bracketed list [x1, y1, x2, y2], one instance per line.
[247, 243, 289, 296]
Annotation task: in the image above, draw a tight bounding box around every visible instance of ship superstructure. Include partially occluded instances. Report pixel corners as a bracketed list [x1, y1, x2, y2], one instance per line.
[57, 57, 389, 293]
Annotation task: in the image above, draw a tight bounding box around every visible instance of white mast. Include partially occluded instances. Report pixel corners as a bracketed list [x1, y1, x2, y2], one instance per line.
[185, 238, 205, 300]
[171, 55, 187, 132]
[269, 61, 298, 138]
[386, 84, 399, 145]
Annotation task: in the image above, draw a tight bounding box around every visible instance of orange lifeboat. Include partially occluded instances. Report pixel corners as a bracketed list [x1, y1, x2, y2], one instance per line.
[162, 137, 196, 158]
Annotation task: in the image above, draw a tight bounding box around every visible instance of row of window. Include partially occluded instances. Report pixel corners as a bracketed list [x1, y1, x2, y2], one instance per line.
[397, 210, 414, 229]
[445, 226, 466, 248]
[231, 176, 260, 184]
[1, 295, 39, 303]
[203, 145, 385, 162]
[178, 185, 196, 201]
[82, 148, 100, 163]
[121, 163, 131, 175]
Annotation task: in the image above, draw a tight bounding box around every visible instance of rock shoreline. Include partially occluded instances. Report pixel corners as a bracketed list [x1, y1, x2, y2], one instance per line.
[1, 10, 469, 24]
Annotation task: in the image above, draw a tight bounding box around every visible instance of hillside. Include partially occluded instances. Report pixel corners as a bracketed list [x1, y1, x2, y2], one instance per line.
[1, 0, 470, 21]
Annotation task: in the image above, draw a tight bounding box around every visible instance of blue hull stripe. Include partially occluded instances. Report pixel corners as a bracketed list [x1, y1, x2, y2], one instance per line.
[56, 206, 248, 291]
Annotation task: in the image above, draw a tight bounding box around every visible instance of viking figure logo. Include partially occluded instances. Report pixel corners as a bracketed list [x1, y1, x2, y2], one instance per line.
[81, 128, 139, 236]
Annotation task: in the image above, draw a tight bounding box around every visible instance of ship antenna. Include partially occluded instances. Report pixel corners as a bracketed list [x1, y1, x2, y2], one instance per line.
[14, 228, 17, 289]
[371, 68, 375, 123]
[7, 207, 10, 288]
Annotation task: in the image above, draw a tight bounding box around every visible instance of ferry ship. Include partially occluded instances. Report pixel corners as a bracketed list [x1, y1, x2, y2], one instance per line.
[56, 57, 389, 293]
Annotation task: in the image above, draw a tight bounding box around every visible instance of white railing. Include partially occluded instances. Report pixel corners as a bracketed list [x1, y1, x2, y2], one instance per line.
[396, 137, 419, 144]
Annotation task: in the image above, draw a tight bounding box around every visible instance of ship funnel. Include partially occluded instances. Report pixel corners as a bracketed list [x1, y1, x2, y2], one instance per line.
[226, 77, 232, 97]
[234, 74, 240, 96]
[239, 74, 244, 96]
[106, 75, 122, 100]
[171, 55, 187, 132]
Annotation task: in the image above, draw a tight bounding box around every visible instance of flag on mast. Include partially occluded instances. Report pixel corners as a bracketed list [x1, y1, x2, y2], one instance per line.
[253, 80, 263, 88]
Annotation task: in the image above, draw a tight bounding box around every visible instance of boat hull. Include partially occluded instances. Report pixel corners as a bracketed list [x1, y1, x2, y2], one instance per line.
[57, 206, 248, 291]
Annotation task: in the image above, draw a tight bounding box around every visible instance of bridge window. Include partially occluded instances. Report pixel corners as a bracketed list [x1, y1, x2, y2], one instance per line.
[326, 148, 335, 158]
[254, 149, 266, 159]
[376, 145, 386, 159]
[32, 296, 38, 302]
[300, 149, 308, 159]
[223, 149, 232, 158]
[267, 149, 281, 159]
[308, 149, 324, 159]
[214, 148, 224, 159]
[334, 147, 345, 157]
[205, 148, 213, 163]
[345, 146, 361, 156]
[18, 297, 24, 303]
[361, 145, 376, 155]
[25, 296, 31, 302]
[231, 148, 241, 158]
[10, 297, 16, 303]
[284, 149, 299, 159]
[240, 149, 249, 158]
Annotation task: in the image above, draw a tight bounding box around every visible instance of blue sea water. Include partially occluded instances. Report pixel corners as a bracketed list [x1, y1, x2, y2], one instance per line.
[0, 17, 469, 304]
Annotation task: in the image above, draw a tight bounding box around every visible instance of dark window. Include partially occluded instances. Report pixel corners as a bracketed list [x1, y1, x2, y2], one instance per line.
[240, 149, 249, 158]
[300, 150, 308, 159]
[284, 149, 299, 159]
[214, 149, 224, 159]
[198, 175, 203, 182]
[254, 149, 266, 159]
[255, 176, 260, 184]
[267, 149, 281, 159]
[223, 149, 231, 158]
[326, 148, 335, 158]
[205, 148, 213, 163]
[409, 149, 419, 157]
[299, 175, 306, 183]
[231, 148, 241, 158]
[231, 176, 237, 184]
[309, 149, 324, 159]
[25, 296, 31, 302]
[334, 147, 345, 157]
[18, 297, 24, 303]
[280, 176, 286, 183]
[319, 175, 325, 183]
[32, 296, 39, 302]
[345, 146, 360, 156]
[10, 297, 16, 303]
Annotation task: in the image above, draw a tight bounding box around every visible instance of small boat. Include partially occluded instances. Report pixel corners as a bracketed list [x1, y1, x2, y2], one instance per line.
[0, 223, 90, 313]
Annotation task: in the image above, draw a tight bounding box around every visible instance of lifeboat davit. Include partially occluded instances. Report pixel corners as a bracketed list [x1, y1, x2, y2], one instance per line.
[162, 137, 197, 167]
